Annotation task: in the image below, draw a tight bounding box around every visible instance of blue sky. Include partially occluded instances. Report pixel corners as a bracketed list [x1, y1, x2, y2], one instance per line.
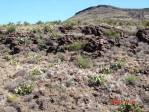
[0, 0, 148, 24]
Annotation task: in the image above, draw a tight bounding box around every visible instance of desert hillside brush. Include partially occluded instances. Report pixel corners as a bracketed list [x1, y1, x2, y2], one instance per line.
[7, 25, 16, 33]
[75, 55, 92, 69]
[67, 41, 86, 51]
[124, 75, 138, 85]
[14, 83, 34, 95]
[114, 103, 142, 112]
[88, 74, 106, 86]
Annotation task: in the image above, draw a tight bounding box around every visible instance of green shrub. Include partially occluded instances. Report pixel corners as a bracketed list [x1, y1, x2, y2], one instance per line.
[110, 59, 125, 71]
[124, 75, 138, 85]
[28, 53, 42, 64]
[9, 57, 19, 66]
[75, 55, 92, 69]
[15, 83, 34, 95]
[43, 25, 59, 38]
[105, 30, 120, 39]
[63, 19, 80, 28]
[37, 38, 47, 50]
[7, 25, 16, 33]
[101, 68, 112, 74]
[30, 68, 41, 76]
[88, 75, 106, 86]
[67, 41, 86, 51]
[116, 104, 142, 112]
[49, 63, 55, 68]
[144, 20, 149, 28]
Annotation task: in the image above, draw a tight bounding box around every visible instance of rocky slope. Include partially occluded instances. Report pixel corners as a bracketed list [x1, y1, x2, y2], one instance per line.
[70, 5, 149, 31]
[0, 22, 148, 112]
[72, 5, 149, 21]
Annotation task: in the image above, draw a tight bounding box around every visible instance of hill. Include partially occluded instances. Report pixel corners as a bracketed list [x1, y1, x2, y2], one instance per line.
[70, 5, 149, 31]
[74, 5, 149, 20]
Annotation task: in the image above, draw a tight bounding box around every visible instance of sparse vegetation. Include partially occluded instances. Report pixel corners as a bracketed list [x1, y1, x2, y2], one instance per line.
[14, 83, 34, 96]
[6, 25, 16, 33]
[8, 57, 19, 66]
[43, 25, 59, 38]
[49, 63, 56, 68]
[142, 20, 149, 28]
[88, 74, 106, 86]
[30, 68, 42, 76]
[37, 37, 47, 50]
[105, 30, 120, 39]
[63, 19, 80, 29]
[101, 68, 112, 74]
[124, 75, 138, 85]
[27, 53, 42, 64]
[115, 104, 142, 112]
[110, 59, 125, 71]
[75, 55, 92, 69]
[67, 41, 86, 51]
[0, 5, 149, 112]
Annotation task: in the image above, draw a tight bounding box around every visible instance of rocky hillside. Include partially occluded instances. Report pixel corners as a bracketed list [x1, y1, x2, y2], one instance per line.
[73, 5, 149, 20]
[0, 21, 148, 112]
[70, 5, 149, 31]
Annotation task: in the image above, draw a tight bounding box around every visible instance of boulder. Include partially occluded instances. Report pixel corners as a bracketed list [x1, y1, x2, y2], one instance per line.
[83, 41, 98, 52]
[136, 29, 149, 44]
[82, 25, 103, 36]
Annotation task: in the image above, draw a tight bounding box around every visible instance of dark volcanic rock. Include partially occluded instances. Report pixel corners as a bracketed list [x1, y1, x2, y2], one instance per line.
[84, 40, 99, 52]
[59, 26, 66, 34]
[46, 39, 59, 54]
[82, 25, 103, 36]
[136, 29, 149, 44]
[10, 46, 21, 54]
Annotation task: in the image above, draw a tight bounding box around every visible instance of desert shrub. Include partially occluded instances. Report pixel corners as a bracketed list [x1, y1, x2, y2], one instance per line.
[101, 68, 112, 74]
[110, 59, 125, 71]
[75, 55, 92, 69]
[88, 74, 106, 86]
[63, 19, 80, 29]
[143, 20, 149, 28]
[124, 75, 138, 85]
[67, 41, 86, 51]
[105, 30, 120, 39]
[30, 68, 41, 76]
[32, 28, 41, 33]
[43, 25, 59, 38]
[49, 63, 55, 68]
[9, 57, 19, 66]
[16, 37, 32, 45]
[7, 25, 16, 33]
[43, 25, 53, 32]
[28, 53, 42, 64]
[115, 104, 142, 112]
[37, 37, 47, 50]
[14, 83, 34, 95]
